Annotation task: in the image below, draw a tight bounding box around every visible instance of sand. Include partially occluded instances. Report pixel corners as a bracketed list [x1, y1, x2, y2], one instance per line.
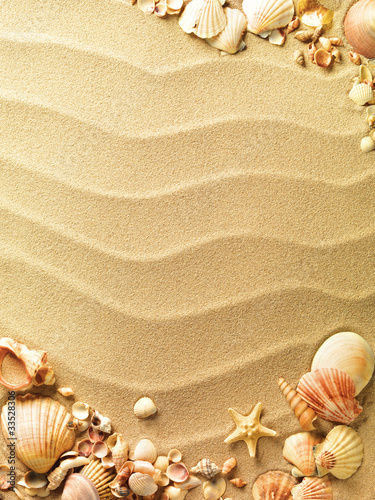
[0, 0, 374, 498]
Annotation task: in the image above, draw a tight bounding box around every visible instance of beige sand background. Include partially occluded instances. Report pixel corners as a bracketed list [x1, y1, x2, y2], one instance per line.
[0, 0, 374, 498]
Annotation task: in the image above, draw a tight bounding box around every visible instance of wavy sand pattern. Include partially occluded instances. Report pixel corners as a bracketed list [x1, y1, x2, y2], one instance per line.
[0, 0, 374, 498]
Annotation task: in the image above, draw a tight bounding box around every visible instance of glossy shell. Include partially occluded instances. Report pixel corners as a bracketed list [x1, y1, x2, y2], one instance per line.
[283, 432, 324, 477]
[166, 463, 189, 482]
[252, 470, 298, 499]
[296, 0, 333, 27]
[344, 0, 375, 59]
[243, 0, 294, 35]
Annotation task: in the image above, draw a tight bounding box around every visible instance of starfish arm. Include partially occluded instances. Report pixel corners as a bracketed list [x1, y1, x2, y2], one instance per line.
[250, 402, 263, 422]
[227, 408, 244, 426]
[224, 427, 245, 444]
[244, 436, 258, 458]
[258, 424, 277, 437]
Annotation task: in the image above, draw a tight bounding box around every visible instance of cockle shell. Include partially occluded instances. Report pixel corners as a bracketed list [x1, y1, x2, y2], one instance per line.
[221, 457, 236, 475]
[179, 0, 226, 39]
[311, 332, 375, 395]
[129, 473, 158, 496]
[166, 463, 189, 482]
[294, 50, 305, 65]
[133, 398, 157, 419]
[297, 368, 362, 424]
[206, 8, 247, 55]
[1, 394, 75, 474]
[349, 83, 374, 105]
[314, 48, 332, 67]
[243, 0, 294, 35]
[0, 337, 55, 390]
[191, 459, 221, 479]
[278, 378, 317, 431]
[107, 434, 129, 472]
[252, 471, 298, 500]
[344, 0, 375, 59]
[296, 0, 333, 27]
[291, 476, 332, 500]
[203, 476, 226, 500]
[230, 478, 246, 487]
[313, 425, 364, 479]
[283, 432, 324, 477]
[133, 439, 157, 464]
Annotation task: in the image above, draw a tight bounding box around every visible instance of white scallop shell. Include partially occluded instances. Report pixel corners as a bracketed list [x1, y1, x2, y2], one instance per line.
[133, 439, 157, 464]
[205, 8, 247, 54]
[243, 0, 294, 35]
[349, 83, 374, 105]
[179, 0, 227, 39]
[129, 473, 158, 496]
[134, 398, 157, 419]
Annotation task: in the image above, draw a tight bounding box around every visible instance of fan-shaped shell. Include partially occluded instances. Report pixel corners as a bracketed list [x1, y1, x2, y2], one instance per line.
[252, 470, 298, 499]
[313, 425, 363, 479]
[283, 432, 324, 477]
[296, 0, 333, 27]
[78, 458, 116, 499]
[312, 332, 375, 395]
[179, 0, 227, 39]
[243, 0, 294, 35]
[62, 473, 100, 500]
[291, 476, 332, 500]
[1, 394, 75, 474]
[129, 472, 158, 496]
[344, 0, 375, 59]
[133, 439, 157, 463]
[206, 8, 247, 54]
[297, 368, 362, 424]
[349, 82, 374, 105]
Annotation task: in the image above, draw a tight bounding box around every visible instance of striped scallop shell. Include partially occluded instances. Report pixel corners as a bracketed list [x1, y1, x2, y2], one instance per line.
[243, 0, 294, 35]
[205, 8, 247, 54]
[349, 83, 374, 106]
[291, 476, 332, 500]
[1, 394, 75, 474]
[297, 368, 362, 424]
[179, 0, 227, 39]
[252, 470, 298, 500]
[313, 425, 363, 479]
[344, 0, 375, 59]
[283, 432, 324, 477]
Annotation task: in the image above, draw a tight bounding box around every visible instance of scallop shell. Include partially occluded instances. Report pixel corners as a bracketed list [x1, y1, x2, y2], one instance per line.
[314, 48, 332, 67]
[202, 476, 226, 500]
[311, 332, 375, 395]
[133, 398, 157, 419]
[278, 378, 317, 431]
[344, 0, 375, 59]
[291, 476, 332, 500]
[252, 470, 298, 500]
[191, 458, 221, 479]
[243, 0, 294, 35]
[129, 473, 158, 496]
[283, 432, 324, 477]
[313, 425, 364, 479]
[297, 368, 362, 424]
[133, 439, 157, 464]
[1, 394, 75, 474]
[81, 458, 116, 499]
[179, 0, 226, 39]
[296, 0, 333, 27]
[107, 434, 129, 472]
[166, 463, 189, 482]
[206, 8, 247, 55]
[221, 457, 236, 475]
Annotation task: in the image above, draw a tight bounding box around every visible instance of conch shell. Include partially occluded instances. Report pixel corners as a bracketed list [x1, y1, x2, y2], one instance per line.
[291, 476, 332, 500]
[283, 432, 324, 477]
[179, 0, 226, 39]
[205, 8, 247, 55]
[278, 377, 317, 431]
[243, 0, 294, 35]
[344, 0, 375, 59]
[252, 470, 298, 500]
[0, 337, 55, 390]
[191, 458, 221, 479]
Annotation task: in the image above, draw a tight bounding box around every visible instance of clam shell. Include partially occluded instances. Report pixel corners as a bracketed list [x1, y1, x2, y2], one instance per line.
[291, 476, 332, 500]
[269, 28, 286, 45]
[361, 134, 375, 152]
[297, 368, 362, 424]
[164, 486, 189, 500]
[137, 0, 155, 13]
[311, 332, 375, 395]
[168, 449, 182, 463]
[154, 456, 170, 472]
[190, 458, 221, 479]
[23, 471, 48, 489]
[243, 0, 294, 35]
[133, 398, 157, 419]
[72, 402, 90, 421]
[296, 0, 333, 27]
[166, 0, 183, 14]
[133, 439, 157, 464]
[283, 432, 324, 477]
[202, 476, 226, 500]
[313, 425, 364, 479]
[62, 473, 100, 500]
[1, 394, 75, 474]
[359, 65, 373, 83]
[344, 0, 375, 59]
[134, 460, 155, 475]
[314, 48, 332, 67]
[278, 378, 317, 431]
[179, 0, 226, 39]
[166, 463, 189, 483]
[252, 470, 298, 500]
[93, 441, 109, 459]
[108, 434, 129, 472]
[206, 8, 247, 55]
[129, 473, 158, 496]
[78, 438, 94, 458]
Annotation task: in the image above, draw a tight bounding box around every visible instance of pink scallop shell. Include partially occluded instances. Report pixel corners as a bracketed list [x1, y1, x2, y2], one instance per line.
[344, 0, 375, 59]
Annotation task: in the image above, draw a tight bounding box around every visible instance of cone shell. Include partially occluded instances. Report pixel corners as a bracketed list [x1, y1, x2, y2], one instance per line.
[296, 0, 333, 27]
[243, 0, 294, 35]
[191, 458, 221, 479]
[252, 470, 298, 500]
[297, 368, 362, 424]
[129, 472, 158, 496]
[291, 476, 332, 500]
[349, 83, 374, 105]
[344, 0, 375, 59]
[278, 378, 317, 431]
[179, 0, 226, 39]
[313, 425, 364, 479]
[311, 332, 375, 395]
[133, 439, 157, 463]
[1, 394, 75, 474]
[206, 8, 247, 55]
[133, 398, 157, 419]
[283, 432, 324, 477]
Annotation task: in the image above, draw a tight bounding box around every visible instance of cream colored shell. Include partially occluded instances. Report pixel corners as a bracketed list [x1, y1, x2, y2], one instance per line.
[283, 432, 324, 477]
[202, 476, 226, 500]
[206, 8, 247, 55]
[179, 0, 227, 39]
[349, 83, 374, 105]
[291, 476, 332, 500]
[133, 438, 157, 463]
[243, 0, 294, 35]
[134, 397, 157, 419]
[129, 472, 158, 496]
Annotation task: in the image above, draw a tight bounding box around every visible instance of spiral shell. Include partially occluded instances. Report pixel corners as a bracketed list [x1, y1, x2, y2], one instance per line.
[206, 8, 247, 55]
[294, 50, 305, 65]
[278, 377, 317, 431]
[243, 0, 294, 35]
[252, 470, 298, 500]
[291, 476, 332, 500]
[133, 398, 157, 419]
[221, 457, 236, 475]
[191, 459, 221, 479]
[179, 0, 226, 39]
[107, 434, 129, 472]
[230, 478, 246, 487]
[344, 0, 375, 59]
[283, 432, 324, 477]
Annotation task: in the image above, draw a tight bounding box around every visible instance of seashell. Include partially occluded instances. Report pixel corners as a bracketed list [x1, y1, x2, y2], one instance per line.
[137, 0, 155, 13]
[154, 1, 168, 17]
[23, 471, 48, 489]
[297, 368, 362, 424]
[73, 418, 90, 433]
[269, 28, 286, 45]
[311, 25, 323, 44]
[60, 456, 90, 471]
[72, 402, 90, 421]
[252, 471, 298, 500]
[308, 42, 317, 62]
[168, 449, 182, 463]
[155, 471, 170, 487]
[78, 438, 93, 457]
[134, 460, 155, 475]
[129, 473, 158, 496]
[0, 465, 11, 490]
[348, 51, 361, 65]
[332, 48, 341, 63]
[166, 0, 183, 14]
[88, 426, 105, 443]
[294, 30, 314, 42]
[174, 475, 202, 489]
[329, 37, 343, 46]
[230, 478, 246, 487]
[133, 398, 157, 419]
[107, 434, 129, 472]
[47, 466, 67, 490]
[283, 432, 324, 477]
[278, 378, 317, 431]
[191, 459, 221, 479]
[0, 337, 55, 390]
[166, 463, 189, 483]
[294, 49, 305, 65]
[154, 456, 170, 472]
[313, 425, 364, 479]
[371, 128, 375, 140]
[291, 476, 332, 500]
[344, 0, 375, 59]
[133, 439, 157, 464]
[93, 441, 109, 459]
[311, 332, 375, 395]
[361, 136, 375, 152]
[221, 457, 236, 475]
[102, 455, 116, 469]
[62, 458, 116, 499]
[349, 82, 374, 105]
[205, 8, 247, 55]
[297, 0, 333, 27]
[91, 411, 111, 434]
[314, 48, 332, 67]
[178, 0, 226, 39]
[243, 0, 294, 35]
[286, 16, 299, 33]
[368, 114, 375, 127]
[164, 485, 188, 500]
[318, 37, 331, 51]
[202, 476, 226, 500]
[111, 485, 131, 498]
[1, 394, 75, 474]
[116, 461, 135, 484]
[58, 387, 74, 397]
[59, 450, 79, 460]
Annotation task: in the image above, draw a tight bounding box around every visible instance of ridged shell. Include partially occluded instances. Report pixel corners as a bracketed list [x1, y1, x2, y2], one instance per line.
[344, 0, 375, 59]
[133, 439, 157, 464]
[252, 470, 298, 500]
[47, 466, 67, 490]
[206, 8, 247, 54]
[79, 458, 116, 499]
[1, 394, 75, 474]
[296, 368, 362, 424]
[349, 83, 374, 105]
[296, 0, 333, 27]
[62, 473, 100, 500]
[191, 458, 221, 479]
[311, 332, 375, 395]
[129, 472, 158, 496]
[179, 0, 227, 39]
[278, 378, 317, 431]
[133, 398, 157, 419]
[243, 0, 294, 35]
[283, 433, 324, 477]
[108, 434, 129, 472]
[291, 476, 332, 500]
[221, 457, 236, 475]
[313, 425, 364, 479]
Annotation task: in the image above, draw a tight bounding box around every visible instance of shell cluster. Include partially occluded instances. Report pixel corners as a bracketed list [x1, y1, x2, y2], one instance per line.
[293, 25, 345, 68]
[349, 64, 375, 152]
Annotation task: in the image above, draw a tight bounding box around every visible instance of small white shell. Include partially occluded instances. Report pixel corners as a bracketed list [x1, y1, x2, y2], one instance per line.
[91, 410, 112, 434]
[349, 83, 374, 105]
[72, 402, 90, 420]
[133, 439, 157, 463]
[168, 449, 182, 463]
[203, 477, 226, 500]
[361, 136, 375, 152]
[269, 28, 286, 45]
[134, 397, 157, 419]
[129, 472, 158, 496]
[134, 460, 156, 475]
[57, 387, 74, 397]
[73, 418, 90, 432]
[137, 0, 155, 13]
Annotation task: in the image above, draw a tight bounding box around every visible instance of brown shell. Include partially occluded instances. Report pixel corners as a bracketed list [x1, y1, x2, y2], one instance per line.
[278, 378, 317, 431]
[252, 470, 297, 499]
